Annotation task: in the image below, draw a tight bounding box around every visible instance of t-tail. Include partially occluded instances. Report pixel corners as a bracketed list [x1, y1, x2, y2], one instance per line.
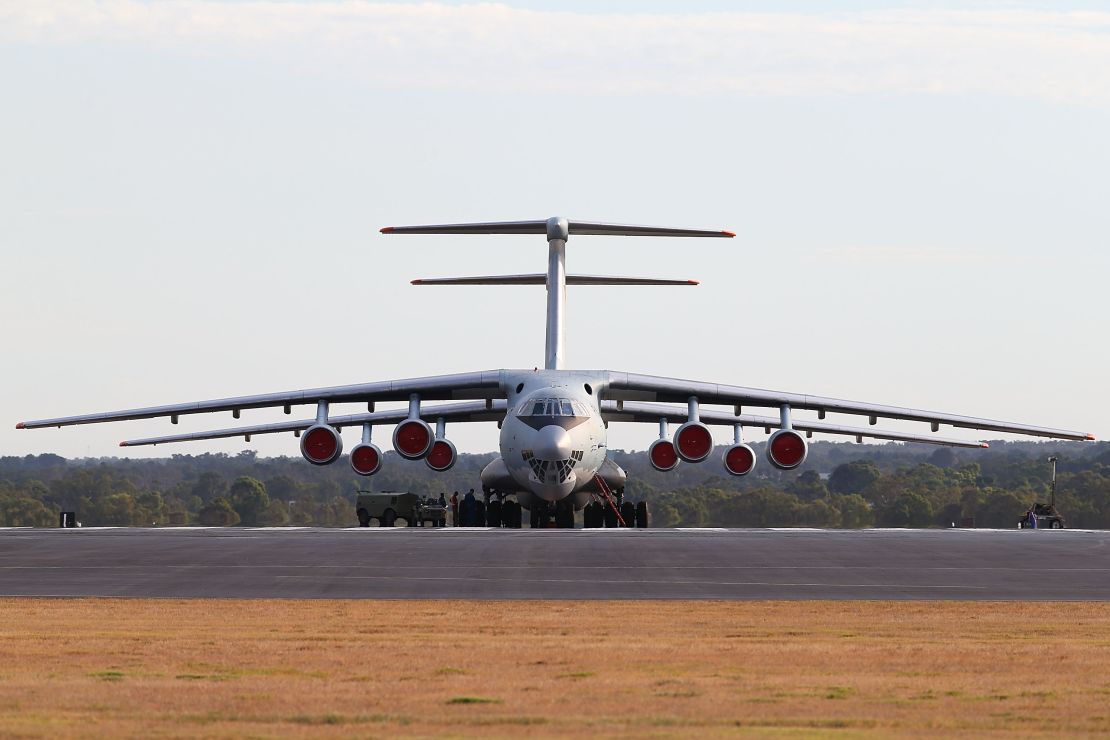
[380, 217, 734, 370]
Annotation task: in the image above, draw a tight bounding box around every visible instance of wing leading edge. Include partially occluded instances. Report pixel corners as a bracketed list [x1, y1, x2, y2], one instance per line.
[16, 371, 503, 430]
[605, 372, 1094, 442]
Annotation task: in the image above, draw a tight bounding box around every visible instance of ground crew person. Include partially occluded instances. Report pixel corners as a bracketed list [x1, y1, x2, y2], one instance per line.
[450, 491, 459, 526]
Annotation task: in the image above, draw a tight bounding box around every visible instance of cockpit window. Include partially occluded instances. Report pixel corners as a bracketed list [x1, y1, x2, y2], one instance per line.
[518, 397, 587, 417]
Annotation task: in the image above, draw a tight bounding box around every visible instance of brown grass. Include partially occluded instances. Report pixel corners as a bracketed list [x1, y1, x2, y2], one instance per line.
[0, 600, 1108, 737]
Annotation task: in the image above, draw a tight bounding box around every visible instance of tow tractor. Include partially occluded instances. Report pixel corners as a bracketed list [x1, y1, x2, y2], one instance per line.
[1018, 456, 1066, 529]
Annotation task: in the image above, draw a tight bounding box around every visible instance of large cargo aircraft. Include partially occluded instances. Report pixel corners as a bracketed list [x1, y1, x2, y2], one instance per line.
[17, 218, 1095, 525]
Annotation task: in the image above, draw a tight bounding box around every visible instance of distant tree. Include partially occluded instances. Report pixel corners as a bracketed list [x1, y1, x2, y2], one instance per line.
[197, 497, 240, 526]
[94, 492, 139, 526]
[191, 472, 227, 504]
[790, 470, 828, 501]
[828, 460, 882, 495]
[835, 494, 874, 528]
[230, 477, 269, 526]
[928, 447, 958, 469]
[0, 496, 56, 527]
[881, 492, 933, 528]
[257, 500, 290, 527]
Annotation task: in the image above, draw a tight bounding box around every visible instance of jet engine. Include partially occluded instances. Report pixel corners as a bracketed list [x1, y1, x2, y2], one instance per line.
[648, 438, 679, 472]
[723, 443, 757, 476]
[673, 421, 713, 463]
[425, 438, 457, 472]
[300, 424, 343, 465]
[349, 442, 382, 476]
[766, 429, 808, 470]
[392, 418, 433, 459]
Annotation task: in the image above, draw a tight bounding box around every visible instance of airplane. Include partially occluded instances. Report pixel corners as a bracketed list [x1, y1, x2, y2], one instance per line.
[17, 217, 1095, 527]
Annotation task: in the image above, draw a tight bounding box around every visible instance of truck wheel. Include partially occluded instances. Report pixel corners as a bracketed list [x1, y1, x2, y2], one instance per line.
[382, 509, 396, 528]
[357, 509, 370, 528]
[1051, 520, 1064, 529]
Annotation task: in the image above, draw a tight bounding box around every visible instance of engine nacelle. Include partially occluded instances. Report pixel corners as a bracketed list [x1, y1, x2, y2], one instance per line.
[300, 424, 343, 466]
[673, 421, 713, 463]
[723, 443, 757, 476]
[349, 442, 382, 476]
[767, 429, 808, 470]
[425, 438, 457, 472]
[648, 438, 680, 472]
[393, 418, 433, 459]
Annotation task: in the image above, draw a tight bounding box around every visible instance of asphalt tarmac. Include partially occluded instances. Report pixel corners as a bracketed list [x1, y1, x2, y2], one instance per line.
[1, 527, 1108, 600]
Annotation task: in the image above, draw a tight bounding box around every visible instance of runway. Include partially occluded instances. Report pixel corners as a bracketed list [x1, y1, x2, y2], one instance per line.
[1, 527, 1108, 599]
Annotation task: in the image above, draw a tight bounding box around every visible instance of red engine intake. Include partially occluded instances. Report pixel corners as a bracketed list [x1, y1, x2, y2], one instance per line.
[300, 424, 343, 466]
[723, 443, 757, 476]
[648, 438, 680, 472]
[349, 442, 382, 476]
[425, 438, 457, 472]
[767, 429, 808, 470]
[392, 419, 433, 459]
[673, 421, 713, 463]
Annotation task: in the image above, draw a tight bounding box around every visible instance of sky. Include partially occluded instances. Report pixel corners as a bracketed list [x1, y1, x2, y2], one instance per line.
[1, 0, 1107, 460]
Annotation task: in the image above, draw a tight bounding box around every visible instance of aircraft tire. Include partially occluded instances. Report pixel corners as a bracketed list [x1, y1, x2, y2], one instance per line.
[620, 501, 636, 528]
[487, 500, 502, 528]
[555, 503, 574, 529]
[382, 509, 396, 528]
[635, 501, 649, 528]
[475, 500, 486, 528]
[603, 505, 618, 528]
[505, 501, 522, 528]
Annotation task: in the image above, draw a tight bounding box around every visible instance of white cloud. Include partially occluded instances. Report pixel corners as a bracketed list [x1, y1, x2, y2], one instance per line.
[2, 2, 1110, 101]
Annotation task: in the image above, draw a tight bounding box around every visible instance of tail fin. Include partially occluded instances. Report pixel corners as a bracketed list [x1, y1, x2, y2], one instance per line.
[380, 216, 733, 369]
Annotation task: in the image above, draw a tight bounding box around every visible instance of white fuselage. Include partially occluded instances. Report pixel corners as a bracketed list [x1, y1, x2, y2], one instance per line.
[498, 372, 608, 504]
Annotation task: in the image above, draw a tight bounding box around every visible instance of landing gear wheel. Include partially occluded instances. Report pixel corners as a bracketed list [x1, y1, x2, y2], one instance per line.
[487, 500, 502, 528]
[635, 501, 649, 528]
[475, 500, 486, 528]
[357, 509, 370, 528]
[504, 501, 522, 529]
[603, 504, 618, 528]
[555, 502, 575, 529]
[530, 502, 552, 529]
[382, 509, 396, 528]
[620, 501, 636, 528]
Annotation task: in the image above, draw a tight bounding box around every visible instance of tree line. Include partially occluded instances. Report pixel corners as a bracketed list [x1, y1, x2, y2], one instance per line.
[1, 439, 1107, 528]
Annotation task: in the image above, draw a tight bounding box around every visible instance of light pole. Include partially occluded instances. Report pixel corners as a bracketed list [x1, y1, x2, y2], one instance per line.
[1048, 456, 1059, 510]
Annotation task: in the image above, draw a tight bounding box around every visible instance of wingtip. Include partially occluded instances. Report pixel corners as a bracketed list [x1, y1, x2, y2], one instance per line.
[410, 279, 423, 285]
[15, 422, 25, 429]
[1088, 433, 1096, 441]
[720, 230, 736, 238]
[980, 442, 990, 449]
[380, 226, 395, 234]
[687, 280, 700, 285]
[119, 441, 129, 447]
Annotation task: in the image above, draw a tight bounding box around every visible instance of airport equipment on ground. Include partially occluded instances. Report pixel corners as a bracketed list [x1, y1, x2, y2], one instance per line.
[16, 217, 1096, 528]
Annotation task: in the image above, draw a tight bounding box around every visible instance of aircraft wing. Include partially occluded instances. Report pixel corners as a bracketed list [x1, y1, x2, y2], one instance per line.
[605, 372, 1094, 441]
[600, 401, 988, 448]
[119, 400, 508, 447]
[16, 371, 503, 429]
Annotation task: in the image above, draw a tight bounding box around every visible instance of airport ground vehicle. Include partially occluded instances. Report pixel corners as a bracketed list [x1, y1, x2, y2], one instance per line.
[355, 491, 446, 527]
[1017, 503, 1065, 529]
[1018, 457, 1066, 529]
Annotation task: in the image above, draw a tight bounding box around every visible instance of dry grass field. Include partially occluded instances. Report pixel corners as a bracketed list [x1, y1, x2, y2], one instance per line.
[0, 600, 1108, 738]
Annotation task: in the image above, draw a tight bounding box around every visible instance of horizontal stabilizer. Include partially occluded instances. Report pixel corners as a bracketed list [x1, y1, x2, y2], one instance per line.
[382, 218, 733, 238]
[412, 274, 698, 286]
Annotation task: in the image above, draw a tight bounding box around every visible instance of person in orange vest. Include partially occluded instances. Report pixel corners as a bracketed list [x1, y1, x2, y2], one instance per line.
[450, 491, 459, 527]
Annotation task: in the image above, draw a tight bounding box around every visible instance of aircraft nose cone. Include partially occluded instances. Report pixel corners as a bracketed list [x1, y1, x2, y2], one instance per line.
[534, 424, 573, 460]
